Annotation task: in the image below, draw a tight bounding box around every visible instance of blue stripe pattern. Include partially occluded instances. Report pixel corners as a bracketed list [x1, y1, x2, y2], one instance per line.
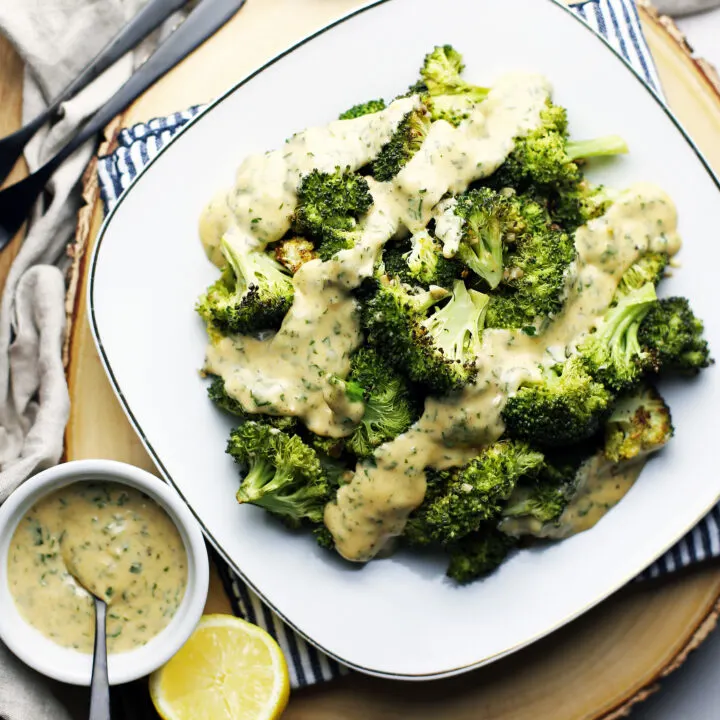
[97, 0, 712, 685]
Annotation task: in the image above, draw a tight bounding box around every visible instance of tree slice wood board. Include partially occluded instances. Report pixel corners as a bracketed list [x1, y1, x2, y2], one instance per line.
[40, 1, 720, 717]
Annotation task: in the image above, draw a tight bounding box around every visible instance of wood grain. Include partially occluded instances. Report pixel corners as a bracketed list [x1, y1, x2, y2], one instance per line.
[3, 1, 719, 718]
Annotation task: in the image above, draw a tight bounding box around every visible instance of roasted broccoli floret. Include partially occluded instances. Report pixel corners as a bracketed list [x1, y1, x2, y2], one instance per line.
[228, 421, 331, 525]
[372, 108, 431, 181]
[338, 99, 386, 120]
[639, 297, 712, 374]
[446, 528, 517, 583]
[616, 252, 668, 297]
[344, 348, 420, 458]
[604, 385, 673, 463]
[452, 188, 515, 289]
[196, 238, 294, 335]
[206, 375, 299, 431]
[578, 282, 658, 392]
[418, 45, 489, 124]
[502, 357, 613, 446]
[405, 441, 544, 545]
[484, 193, 575, 330]
[293, 167, 373, 260]
[273, 237, 316, 273]
[360, 278, 485, 394]
[494, 101, 627, 191]
[381, 233, 463, 288]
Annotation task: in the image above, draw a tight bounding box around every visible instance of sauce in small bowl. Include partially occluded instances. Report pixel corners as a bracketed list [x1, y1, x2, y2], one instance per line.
[0, 460, 208, 685]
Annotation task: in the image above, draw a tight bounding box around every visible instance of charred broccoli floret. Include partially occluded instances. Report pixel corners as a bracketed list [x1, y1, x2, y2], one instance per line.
[372, 107, 431, 181]
[196, 238, 294, 335]
[360, 278, 486, 394]
[206, 376, 299, 431]
[293, 167, 373, 259]
[502, 357, 613, 446]
[338, 99, 386, 120]
[405, 441, 544, 545]
[639, 297, 712, 374]
[381, 232, 463, 289]
[228, 421, 331, 526]
[273, 237, 316, 273]
[446, 528, 517, 583]
[342, 348, 421, 457]
[604, 385, 673, 463]
[578, 282, 658, 392]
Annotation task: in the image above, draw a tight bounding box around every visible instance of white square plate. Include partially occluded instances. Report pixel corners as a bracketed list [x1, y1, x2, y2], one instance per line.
[89, 0, 720, 679]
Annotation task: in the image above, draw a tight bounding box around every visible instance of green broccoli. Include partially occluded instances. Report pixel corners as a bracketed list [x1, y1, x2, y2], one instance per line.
[446, 528, 517, 583]
[616, 252, 668, 297]
[344, 348, 421, 458]
[452, 188, 514, 289]
[206, 375, 299, 431]
[293, 167, 373, 260]
[604, 384, 673, 463]
[196, 238, 294, 335]
[484, 193, 575, 330]
[578, 282, 658, 392]
[372, 108, 431, 181]
[418, 45, 489, 124]
[405, 441, 544, 546]
[639, 297, 712, 374]
[227, 421, 331, 526]
[361, 278, 489, 393]
[501, 357, 613, 447]
[338, 99, 386, 120]
[381, 233, 463, 289]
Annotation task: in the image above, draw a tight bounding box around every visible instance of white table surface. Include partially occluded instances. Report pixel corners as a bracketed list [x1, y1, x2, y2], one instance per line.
[632, 8, 720, 719]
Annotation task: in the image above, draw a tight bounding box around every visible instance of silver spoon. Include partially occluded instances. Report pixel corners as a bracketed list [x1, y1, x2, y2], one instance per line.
[88, 595, 111, 720]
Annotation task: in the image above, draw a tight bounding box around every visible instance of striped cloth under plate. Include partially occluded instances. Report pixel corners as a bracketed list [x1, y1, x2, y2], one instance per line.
[96, 0, 719, 687]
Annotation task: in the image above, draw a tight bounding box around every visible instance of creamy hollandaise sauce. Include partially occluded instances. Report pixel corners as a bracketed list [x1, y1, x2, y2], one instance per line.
[7, 483, 187, 653]
[200, 72, 681, 563]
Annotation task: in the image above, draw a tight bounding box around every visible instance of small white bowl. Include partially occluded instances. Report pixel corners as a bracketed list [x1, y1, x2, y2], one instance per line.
[0, 459, 209, 685]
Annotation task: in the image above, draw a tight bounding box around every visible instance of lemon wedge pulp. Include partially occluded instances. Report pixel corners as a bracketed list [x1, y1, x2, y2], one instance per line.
[150, 614, 290, 720]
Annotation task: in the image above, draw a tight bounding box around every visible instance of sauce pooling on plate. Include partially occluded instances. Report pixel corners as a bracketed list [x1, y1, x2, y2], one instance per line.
[7, 482, 187, 654]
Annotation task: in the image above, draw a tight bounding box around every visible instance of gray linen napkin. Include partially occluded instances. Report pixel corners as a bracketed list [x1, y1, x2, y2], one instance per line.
[0, 1, 187, 716]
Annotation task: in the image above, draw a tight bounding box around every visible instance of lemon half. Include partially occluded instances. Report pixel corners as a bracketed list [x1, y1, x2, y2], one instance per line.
[150, 614, 290, 720]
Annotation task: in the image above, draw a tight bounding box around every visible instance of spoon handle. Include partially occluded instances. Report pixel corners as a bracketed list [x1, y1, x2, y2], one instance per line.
[89, 597, 111, 720]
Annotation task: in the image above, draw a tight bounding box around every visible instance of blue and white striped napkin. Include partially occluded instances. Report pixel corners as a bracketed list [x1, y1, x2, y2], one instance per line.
[97, 0, 719, 687]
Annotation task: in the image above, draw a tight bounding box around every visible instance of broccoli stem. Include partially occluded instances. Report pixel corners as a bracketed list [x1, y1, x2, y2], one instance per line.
[566, 135, 629, 161]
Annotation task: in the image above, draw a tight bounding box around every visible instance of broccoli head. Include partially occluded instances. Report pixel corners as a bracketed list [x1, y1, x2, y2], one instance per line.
[206, 375, 299, 431]
[372, 108, 431, 181]
[418, 45, 489, 124]
[405, 441, 544, 546]
[501, 357, 613, 446]
[604, 385, 674, 463]
[578, 282, 658, 392]
[446, 528, 517, 584]
[338, 98, 386, 120]
[228, 421, 331, 525]
[639, 297, 712, 374]
[273, 237, 317, 274]
[360, 278, 484, 394]
[196, 238, 294, 335]
[616, 252, 668, 297]
[453, 188, 517, 289]
[381, 232, 463, 289]
[485, 193, 575, 330]
[293, 167, 373, 260]
[344, 348, 421, 458]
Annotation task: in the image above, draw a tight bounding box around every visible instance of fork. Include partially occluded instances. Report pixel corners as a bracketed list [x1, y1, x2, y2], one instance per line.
[0, 0, 247, 252]
[0, 0, 189, 186]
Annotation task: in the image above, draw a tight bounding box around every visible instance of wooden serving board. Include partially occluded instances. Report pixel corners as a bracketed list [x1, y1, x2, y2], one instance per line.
[2, 2, 720, 717]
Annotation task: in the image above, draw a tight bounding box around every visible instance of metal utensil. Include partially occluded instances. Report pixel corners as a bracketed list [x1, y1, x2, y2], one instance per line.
[0, 0, 246, 252]
[0, 0, 189, 186]
[89, 595, 111, 720]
